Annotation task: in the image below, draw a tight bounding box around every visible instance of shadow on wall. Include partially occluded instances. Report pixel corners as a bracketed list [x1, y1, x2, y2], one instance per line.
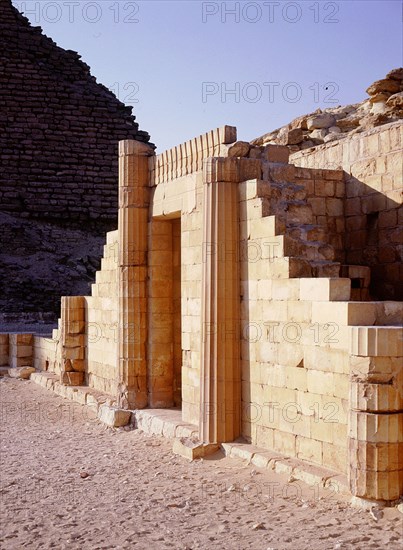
[344, 175, 402, 301]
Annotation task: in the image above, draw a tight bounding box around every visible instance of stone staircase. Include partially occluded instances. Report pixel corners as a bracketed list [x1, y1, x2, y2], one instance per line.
[243, 175, 371, 294]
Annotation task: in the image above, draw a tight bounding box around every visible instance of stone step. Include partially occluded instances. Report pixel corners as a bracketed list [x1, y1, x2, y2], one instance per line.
[264, 162, 295, 184]
[340, 265, 372, 301]
[265, 256, 341, 279]
[288, 257, 312, 278]
[241, 215, 287, 241]
[340, 265, 371, 288]
[303, 242, 335, 262]
[259, 198, 314, 225]
[264, 181, 307, 203]
[310, 260, 341, 278]
[102, 244, 118, 261]
[284, 201, 314, 225]
[288, 224, 328, 244]
[106, 230, 119, 245]
[276, 236, 334, 262]
[300, 278, 351, 301]
[100, 256, 118, 271]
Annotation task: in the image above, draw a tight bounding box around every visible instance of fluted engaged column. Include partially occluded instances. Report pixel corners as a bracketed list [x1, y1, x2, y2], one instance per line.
[348, 327, 403, 501]
[117, 140, 154, 409]
[200, 157, 241, 443]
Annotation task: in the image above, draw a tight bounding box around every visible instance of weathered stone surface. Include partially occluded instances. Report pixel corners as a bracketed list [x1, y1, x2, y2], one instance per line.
[369, 92, 391, 104]
[224, 141, 251, 157]
[262, 144, 290, 163]
[277, 127, 304, 145]
[251, 69, 402, 155]
[307, 114, 336, 130]
[386, 92, 403, 110]
[336, 117, 361, 130]
[310, 128, 328, 140]
[60, 371, 85, 386]
[98, 405, 131, 428]
[8, 366, 35, 379]
[173, 438, 219, 460]
[300, 140, 315, 150]
[366, 79, 401, 96]
[386, 68, 403, 81]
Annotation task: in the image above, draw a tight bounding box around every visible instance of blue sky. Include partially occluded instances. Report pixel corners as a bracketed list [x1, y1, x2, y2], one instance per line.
[12, 0, 403, 151]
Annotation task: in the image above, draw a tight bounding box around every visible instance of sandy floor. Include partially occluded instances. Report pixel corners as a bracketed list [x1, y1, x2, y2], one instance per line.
[0, 377, 402, 550]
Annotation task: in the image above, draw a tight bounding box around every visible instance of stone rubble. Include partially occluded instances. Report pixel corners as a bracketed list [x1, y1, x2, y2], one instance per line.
[252, 68, 403, 152]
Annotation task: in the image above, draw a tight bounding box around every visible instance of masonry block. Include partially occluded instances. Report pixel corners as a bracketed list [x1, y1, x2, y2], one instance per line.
[349, 326, 403, 357]
[0, 334, 9, 366]
[60, 371, 85, 386]
[349, 355, 402, 383]
[273, 430, 296, 456]
[296, 435, 323, 465]
[262, 145, 290, 163]
[350, 381, 402, 412]
[349, 467, 402, 501]
[8, 366, 36, 379]
[349, 411, 402, 443]
[172, 438, 219, 460]
[300, 278, 351, 302]
[312, 302, 377, 327]
[349, 439, 402, 472]
[97, 405, 131, 427]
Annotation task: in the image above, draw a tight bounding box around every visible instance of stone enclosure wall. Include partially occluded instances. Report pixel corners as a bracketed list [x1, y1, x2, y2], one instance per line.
[3, 126, 402, 503]
[291, 122, 402, 301]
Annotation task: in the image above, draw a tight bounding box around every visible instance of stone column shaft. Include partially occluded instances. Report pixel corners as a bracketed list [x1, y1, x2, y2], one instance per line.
[200, 157, 241, 443]
[118, 140, 153, 409]
[60, 296, 86, 386]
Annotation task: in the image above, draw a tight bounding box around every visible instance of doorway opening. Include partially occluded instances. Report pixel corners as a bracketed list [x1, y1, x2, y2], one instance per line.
[148, 216, 182, 408]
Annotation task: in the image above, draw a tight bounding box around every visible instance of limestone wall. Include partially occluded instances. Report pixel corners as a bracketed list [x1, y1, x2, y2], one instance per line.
[291, 122, 403, 300]
[33, 334, 58, 373]
[15, 127, 402, 502]
[86, 231, 119, 396]
[291, 165, 345, 262]
[177, 175, 204, 425]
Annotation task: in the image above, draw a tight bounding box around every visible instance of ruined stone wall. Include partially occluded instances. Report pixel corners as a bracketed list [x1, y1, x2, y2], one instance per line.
[293, 166, 345, 262]
[252, 68, 402, 153]
[85, 232, 119, 395]
[291, 122, 403, 300]
[24, 128, 402, 502]
[237, 176, 402, 500]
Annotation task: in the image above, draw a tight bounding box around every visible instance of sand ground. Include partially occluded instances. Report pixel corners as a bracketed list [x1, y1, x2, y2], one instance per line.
[0, 377, 402, 550]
